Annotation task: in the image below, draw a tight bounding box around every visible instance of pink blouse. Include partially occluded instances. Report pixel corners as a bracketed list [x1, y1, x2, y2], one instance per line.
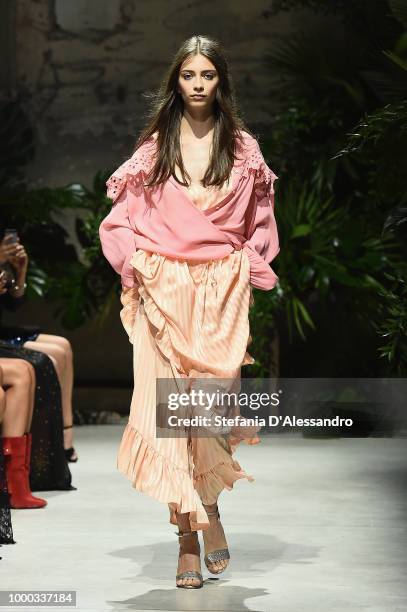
[99, 131, 280, 290]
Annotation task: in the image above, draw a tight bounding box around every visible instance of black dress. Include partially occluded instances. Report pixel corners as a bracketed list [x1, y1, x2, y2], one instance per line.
[0, 291, 40, 345]
[0, 294, 74, 492]
[0, 439, 15, 547]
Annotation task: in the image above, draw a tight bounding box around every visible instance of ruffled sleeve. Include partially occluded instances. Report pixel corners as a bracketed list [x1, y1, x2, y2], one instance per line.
[243, 138, 280, 290]
[106, 140, 154, 204]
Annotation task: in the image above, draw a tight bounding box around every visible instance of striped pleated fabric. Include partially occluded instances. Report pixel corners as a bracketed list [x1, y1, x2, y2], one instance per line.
[117, 247, 261, 532]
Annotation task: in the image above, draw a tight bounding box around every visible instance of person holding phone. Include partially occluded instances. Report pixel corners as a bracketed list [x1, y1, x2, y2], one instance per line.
[0, 229, 75, 492]
[0, 230, 78, 462]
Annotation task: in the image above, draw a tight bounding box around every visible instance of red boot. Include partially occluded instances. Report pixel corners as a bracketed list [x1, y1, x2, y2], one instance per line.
[2, 435, 47, 509]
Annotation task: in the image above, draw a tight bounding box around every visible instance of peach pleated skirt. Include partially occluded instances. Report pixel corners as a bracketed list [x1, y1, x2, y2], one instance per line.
[117, 247, 261, 531]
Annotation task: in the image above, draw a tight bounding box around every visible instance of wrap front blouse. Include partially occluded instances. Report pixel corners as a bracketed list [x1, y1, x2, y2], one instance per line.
[99, 130, 280, 290]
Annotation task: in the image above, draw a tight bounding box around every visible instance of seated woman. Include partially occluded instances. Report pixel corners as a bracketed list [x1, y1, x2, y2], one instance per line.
[0, 232, 78, 462]
[0, 357, 47, 509]
[0, 263, 74, 492]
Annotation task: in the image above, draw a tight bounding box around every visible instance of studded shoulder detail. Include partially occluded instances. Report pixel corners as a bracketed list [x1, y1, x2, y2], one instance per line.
[106, 139, 156, 203]
[241, 135, 279, 196]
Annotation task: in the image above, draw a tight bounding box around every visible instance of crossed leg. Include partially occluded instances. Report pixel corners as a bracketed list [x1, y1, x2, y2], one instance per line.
[0, 358, 35, 436]
[23, 334, 76, 458]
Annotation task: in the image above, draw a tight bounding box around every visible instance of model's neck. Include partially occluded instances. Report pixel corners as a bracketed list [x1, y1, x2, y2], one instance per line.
[180, 109, 215, 140]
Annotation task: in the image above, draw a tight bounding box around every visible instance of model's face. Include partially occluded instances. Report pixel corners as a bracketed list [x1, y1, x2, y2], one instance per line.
[177, 53, 219, 109]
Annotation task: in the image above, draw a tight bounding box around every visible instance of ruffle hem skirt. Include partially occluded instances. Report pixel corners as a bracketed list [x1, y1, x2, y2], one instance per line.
[117, 247, 261, 531]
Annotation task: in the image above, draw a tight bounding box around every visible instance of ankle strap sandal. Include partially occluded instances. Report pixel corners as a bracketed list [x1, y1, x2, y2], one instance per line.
[204, 506, 230, 573]
[63, 425, 78, 463]
[175, 529, 203, 589]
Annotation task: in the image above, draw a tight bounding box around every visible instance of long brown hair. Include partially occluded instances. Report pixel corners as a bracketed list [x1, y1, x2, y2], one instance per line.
[135, 34, 255, 188]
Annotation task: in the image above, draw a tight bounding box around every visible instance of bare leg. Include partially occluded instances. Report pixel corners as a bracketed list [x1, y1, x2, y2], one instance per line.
[34, 335, 74, 428]
[0, 359, 35, 436]
[24, 335, 76, 457]
[175, 511, 202, 588]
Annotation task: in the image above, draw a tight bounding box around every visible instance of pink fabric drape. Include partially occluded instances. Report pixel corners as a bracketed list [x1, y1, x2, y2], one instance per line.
[99, 131, 280, 290]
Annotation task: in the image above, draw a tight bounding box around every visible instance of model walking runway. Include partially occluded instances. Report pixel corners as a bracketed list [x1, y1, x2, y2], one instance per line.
[99, 33, 280, 588]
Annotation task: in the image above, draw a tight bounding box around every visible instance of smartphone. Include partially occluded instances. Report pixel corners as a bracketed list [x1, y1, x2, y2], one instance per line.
[3, 229, 19, 245]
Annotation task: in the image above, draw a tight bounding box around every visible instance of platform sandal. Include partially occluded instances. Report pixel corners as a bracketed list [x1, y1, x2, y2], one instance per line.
[63, 425, 78, 463]
[175, 529, 203, 589]
[203, 506, 230, 574]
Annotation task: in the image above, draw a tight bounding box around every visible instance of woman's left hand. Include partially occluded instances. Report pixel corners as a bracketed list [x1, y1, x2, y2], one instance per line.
[8, 243, 28, 272]
[0, 271, 8, 295]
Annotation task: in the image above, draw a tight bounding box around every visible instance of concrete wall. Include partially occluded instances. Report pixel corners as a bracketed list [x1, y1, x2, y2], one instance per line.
[13, 0, 285, 188]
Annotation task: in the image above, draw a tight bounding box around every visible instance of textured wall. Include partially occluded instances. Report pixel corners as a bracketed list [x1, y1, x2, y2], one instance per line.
[14, 0, 285, 187]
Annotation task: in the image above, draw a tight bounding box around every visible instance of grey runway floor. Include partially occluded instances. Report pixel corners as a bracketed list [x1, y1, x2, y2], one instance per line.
[2, 425, 407, 612]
